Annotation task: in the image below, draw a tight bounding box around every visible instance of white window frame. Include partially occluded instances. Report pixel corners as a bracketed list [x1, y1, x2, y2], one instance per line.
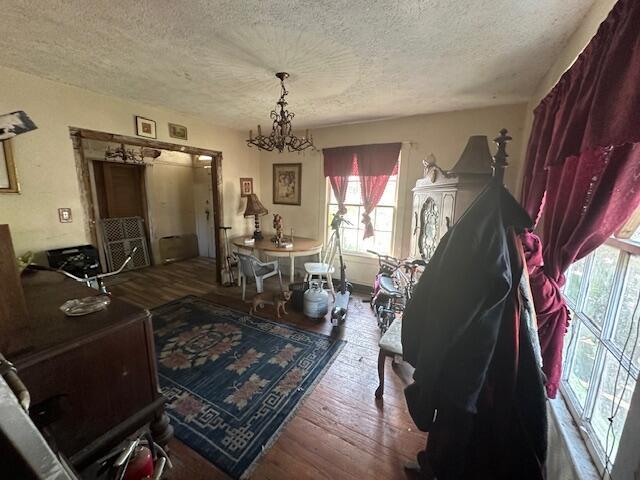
[326, 173, 400, 257]
[561, 233, 640, 474]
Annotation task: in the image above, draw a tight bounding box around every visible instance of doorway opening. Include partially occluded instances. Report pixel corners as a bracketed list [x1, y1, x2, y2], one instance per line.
[69, 127, 225, 283]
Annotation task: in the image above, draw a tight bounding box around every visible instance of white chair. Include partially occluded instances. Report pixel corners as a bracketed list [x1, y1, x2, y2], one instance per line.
[304, 232, 337, 301]
[236, 252, 283, 300]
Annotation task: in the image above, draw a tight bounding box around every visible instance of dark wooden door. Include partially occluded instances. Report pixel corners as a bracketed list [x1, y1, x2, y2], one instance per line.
[94, 162, 145, 219]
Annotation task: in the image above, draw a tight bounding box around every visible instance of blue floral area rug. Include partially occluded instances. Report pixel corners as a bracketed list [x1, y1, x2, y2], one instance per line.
[152, 295, 345, 479]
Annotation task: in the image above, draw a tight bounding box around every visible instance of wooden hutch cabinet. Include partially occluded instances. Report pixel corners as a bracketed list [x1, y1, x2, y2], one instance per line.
[410, 136, 494, 261]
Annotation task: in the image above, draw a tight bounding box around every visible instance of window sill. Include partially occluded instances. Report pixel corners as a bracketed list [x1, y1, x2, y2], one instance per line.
[341, 251, 379, 261]
[548, 393, 600, 480]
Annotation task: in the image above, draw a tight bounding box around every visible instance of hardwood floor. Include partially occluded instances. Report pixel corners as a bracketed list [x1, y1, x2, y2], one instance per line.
[108, 257, 424, 479]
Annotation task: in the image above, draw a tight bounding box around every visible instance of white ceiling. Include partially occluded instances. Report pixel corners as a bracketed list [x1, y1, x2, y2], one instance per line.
[1, 0, 595, 129]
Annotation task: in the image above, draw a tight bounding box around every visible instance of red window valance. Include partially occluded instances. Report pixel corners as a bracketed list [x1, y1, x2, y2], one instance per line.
[322, 143, 401, 177]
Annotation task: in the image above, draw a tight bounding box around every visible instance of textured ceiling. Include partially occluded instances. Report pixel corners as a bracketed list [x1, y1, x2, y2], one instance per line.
[1, 0, 595, 129]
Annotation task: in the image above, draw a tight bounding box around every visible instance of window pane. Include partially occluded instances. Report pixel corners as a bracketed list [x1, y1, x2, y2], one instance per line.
[567, 322, 599, 409]
[342, 228, 359, 253]
[327, 205, 338, 242]
[329, 185, 337, 204]
[378, 177, 397, 206]
[345, 180, 361, 204]
[327, 175, 397, 255]
[565, 256, 587, 306]
[372, 231, 392, 256]
[327, 203, 338, 221]
[631, 225, 640, 243]
[584, 245, 619, 327]
[563, 309, 577, 366]
[589, 351, 637, 461]
[343, 206, 360, 230]
[613, 254, 640, 370]
[375, 207, 394, 232]
[360, 235, 375, 254]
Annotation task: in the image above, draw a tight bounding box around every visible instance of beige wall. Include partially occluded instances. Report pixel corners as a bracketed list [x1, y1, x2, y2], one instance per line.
[259, 103, 528, 284]
[0, 65, 259, 256]
[145, 150, 197, 263]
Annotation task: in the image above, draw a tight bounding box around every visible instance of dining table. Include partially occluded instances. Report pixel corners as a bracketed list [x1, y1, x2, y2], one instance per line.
[231, 235, 323, 284]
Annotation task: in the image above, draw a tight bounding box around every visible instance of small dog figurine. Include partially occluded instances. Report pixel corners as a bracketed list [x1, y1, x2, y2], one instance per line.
[249, 290, 292, 320]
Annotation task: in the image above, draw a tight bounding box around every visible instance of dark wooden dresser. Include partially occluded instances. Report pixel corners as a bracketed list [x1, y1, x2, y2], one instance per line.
[4, 271, 172, 468]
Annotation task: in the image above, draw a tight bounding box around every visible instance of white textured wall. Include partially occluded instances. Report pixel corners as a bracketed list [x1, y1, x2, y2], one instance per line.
[0, 65, 259, 255]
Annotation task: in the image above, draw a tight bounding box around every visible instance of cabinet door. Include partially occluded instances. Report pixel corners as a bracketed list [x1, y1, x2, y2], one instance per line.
[440, 192, 456, 238]
[20, 320, 156, 457]
[410, 193, 423, 257]
[417, 193, 442, 261]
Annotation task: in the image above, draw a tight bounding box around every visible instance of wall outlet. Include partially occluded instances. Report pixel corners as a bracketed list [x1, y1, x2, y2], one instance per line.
[58, 208, 72, 223]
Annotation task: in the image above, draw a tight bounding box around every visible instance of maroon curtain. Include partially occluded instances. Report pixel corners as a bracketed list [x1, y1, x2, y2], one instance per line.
[323, 143, 400, 238]
[520, 0, 640, 398]
[328, 176, 349, 214]
[323, 147, 356, 215]
[356, 144, 401, 239]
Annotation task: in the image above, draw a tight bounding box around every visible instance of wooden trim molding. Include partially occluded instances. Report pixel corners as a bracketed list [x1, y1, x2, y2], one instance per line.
[69, 127, 222, 157]
[1, 140, 20, 193]
[211, 154, 224, 284]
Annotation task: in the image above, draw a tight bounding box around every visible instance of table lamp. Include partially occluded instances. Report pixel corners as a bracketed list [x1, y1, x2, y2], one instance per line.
[244, 193, 268, 240]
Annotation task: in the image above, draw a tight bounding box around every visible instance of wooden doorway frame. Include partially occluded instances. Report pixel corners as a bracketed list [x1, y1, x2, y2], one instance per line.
[69, 127, 225, 284]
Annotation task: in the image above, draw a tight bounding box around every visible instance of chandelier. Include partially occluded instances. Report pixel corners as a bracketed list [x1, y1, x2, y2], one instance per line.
[104, 144, 161, 164]
[247, 72, 314, 153]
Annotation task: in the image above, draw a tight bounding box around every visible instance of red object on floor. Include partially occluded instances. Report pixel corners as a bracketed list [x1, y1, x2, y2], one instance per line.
[124, 446, 154, 480]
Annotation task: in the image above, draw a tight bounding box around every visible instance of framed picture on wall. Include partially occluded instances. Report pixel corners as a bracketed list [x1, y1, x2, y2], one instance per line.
[240, 177, 254, 197]
[168, 123, 188, 140]
[0, 140, 20, 193]
[135, 116, 156, 139]
[273, 163, 301, 205]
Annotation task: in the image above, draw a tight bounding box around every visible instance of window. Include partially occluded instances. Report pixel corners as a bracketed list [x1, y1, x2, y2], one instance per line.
[327, 175, 398, 255]
[562, 222, 640, 470]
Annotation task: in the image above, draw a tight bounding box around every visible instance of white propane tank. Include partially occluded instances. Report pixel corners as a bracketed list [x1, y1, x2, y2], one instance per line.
[303, 280, 329, 318]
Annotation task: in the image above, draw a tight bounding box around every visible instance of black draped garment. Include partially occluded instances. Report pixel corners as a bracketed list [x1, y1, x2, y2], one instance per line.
[401, 180, 547, 479]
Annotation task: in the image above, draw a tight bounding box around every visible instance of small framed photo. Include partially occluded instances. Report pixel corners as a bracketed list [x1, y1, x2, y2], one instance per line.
[168, 123, 188, 140]
[240, 177, 254, 197]
[0, 140, 20, 193]
[135, 116, 156, 138]
[273, 163, 302, 205]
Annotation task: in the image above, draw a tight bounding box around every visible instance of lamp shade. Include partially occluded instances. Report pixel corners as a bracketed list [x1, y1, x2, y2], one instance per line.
[244, 194, 268, 217]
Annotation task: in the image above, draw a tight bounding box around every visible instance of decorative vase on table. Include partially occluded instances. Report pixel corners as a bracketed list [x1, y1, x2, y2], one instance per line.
[273, 214, 284, 246]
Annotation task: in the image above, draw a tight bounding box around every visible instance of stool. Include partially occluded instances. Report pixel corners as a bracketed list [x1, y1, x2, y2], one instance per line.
[375, 317, 403, 399]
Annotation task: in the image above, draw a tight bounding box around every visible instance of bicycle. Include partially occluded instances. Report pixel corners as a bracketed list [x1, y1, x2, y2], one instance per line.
[367, 250, 425, 332]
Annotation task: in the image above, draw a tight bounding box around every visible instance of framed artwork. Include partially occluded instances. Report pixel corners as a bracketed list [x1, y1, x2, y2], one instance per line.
[0, 140, 20, 193]
[240, 177, 254, 197]
[272, 163, 301, 205]
[135, 116, 156, 139]
[0, 110, 37, 140]
[168, 123, 188, 140]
